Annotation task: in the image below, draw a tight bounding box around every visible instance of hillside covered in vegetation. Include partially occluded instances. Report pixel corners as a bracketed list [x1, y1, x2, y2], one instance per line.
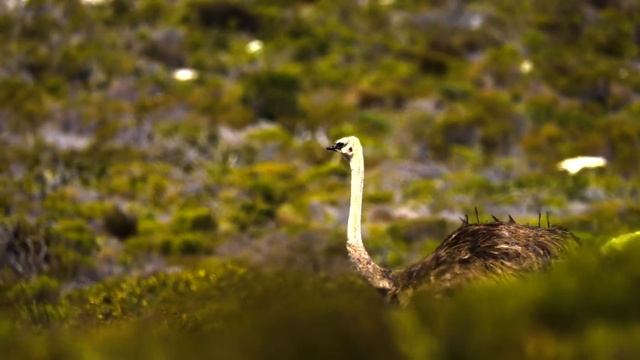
[1, 0, 639, 358]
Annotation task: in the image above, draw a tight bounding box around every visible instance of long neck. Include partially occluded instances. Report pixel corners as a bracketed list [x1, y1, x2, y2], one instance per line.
[347, 151, 364, 248]
[346, 149, 396, 292]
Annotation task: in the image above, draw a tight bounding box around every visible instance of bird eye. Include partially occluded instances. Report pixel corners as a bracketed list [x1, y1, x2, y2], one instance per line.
[348, 147, 353, 152]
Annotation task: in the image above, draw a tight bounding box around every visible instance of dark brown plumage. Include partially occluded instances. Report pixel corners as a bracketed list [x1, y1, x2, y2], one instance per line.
[388, 220, 576, 300]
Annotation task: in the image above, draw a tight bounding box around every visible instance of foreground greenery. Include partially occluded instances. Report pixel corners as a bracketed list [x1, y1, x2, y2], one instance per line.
[3, 239, 640, 359]
[1, 0, 639, 358]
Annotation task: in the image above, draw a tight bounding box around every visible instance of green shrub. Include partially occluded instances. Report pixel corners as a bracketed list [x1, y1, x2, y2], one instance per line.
[0, 78, 47, 130]
[172, 207, 217, 232]
[0, 217, 100, 282]
[403, 179, 437, 202]
[177, 233, 209, 255]
[53, 219, 97, 256]
[356, 111, 391, 136]
[387, 218, 452, 244]
[243, 71, 301, 121]
[596, 116, 640, 176]
[601, 231, 640, 254]
[8, 265, 400, 358]
[6, 276, 60, 305]
[183, 1, 260, 33]
[227, 163, 299, 231]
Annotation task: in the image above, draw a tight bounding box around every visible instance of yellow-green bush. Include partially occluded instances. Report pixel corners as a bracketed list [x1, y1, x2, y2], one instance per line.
[53, 219, 97, 255]
[171, 207, 217, 233]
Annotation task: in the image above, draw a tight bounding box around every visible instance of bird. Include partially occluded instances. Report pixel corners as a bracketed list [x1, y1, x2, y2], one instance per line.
[326, 136, 576, 302]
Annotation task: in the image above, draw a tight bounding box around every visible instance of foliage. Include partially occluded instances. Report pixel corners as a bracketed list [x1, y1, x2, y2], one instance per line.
[0, 218, 97, 283]
[601, 231, 640, 254]
[243, 71, 302, 123]
[171, 207, 217, 232]
[3, 243, 640, 358]
[53, 219, 97, 255]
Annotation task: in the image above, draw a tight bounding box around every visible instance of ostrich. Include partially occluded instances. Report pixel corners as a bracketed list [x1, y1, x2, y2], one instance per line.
[327, 136, 575, 301]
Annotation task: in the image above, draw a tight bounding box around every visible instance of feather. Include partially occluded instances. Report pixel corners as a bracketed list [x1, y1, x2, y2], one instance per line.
[546, 212, 551, 228]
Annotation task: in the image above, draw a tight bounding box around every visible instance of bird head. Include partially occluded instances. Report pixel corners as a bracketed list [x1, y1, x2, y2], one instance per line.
[326, 136, 360, 161]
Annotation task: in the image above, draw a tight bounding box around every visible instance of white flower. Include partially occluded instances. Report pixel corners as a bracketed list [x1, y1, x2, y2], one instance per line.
[557, 156, 607, 175]
[519, 60, 533, 74]
[82, 0, 109, 5]
[172, 68, 198, 81]
[246, 40, 263, 54]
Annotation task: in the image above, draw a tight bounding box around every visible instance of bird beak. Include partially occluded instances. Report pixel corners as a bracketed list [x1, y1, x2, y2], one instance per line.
[326, 145, 338, 152]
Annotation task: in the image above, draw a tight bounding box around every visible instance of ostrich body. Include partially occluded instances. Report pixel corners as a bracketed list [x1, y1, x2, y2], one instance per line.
[327, 136, 574, 301]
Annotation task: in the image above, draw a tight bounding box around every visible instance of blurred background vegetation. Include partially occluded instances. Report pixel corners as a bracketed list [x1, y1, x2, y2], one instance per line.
[0, 0, 639, 358]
